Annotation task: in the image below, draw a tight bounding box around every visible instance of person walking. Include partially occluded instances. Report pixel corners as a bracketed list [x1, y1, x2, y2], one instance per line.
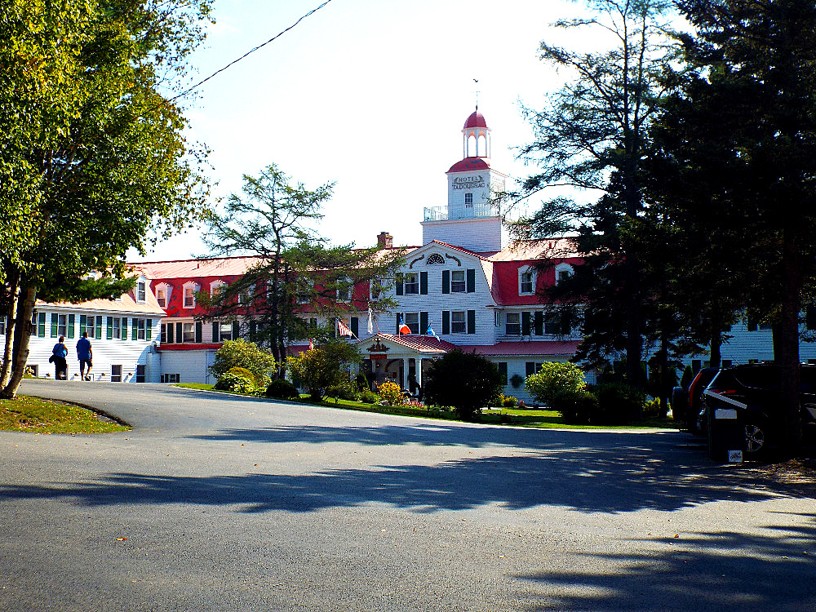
[77, 331, 93, 381]
[51, 336, 68, 380]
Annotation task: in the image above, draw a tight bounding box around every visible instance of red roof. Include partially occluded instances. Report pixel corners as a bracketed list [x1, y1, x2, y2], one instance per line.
[457, 341, 580, 357]
[464, 110, 488, 129]
[447, 157, 491, 173]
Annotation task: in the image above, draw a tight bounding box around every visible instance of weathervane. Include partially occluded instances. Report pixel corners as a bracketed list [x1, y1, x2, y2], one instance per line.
[473, 78, 480, 110]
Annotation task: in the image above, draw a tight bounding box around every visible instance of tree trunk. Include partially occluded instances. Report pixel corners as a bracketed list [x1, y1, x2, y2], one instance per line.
[709, 329, 722, 370]
[775, 231, 803, 453]
[0, 271, 20, 388]
[0, 285, 37, 399]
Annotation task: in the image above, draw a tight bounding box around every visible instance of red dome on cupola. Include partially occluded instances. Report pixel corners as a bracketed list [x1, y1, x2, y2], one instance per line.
[463, 110, 488, 129]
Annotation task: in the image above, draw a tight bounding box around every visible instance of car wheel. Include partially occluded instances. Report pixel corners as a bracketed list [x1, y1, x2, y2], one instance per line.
[743, 423, 766, 455]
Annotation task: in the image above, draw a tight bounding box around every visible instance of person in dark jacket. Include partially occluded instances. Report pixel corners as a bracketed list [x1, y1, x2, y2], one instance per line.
[51, 336, 68, 380]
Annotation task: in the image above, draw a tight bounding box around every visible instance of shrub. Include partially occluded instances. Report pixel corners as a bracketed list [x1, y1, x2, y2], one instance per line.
[360, 389, 379, 404]
[326, 382, 359, 401]
[214, 372, 256, 394]
[227, 366, 260, 388]
[377, 381, 404, 406]
[500, 394, 518, 408]
[286, 340, 361, 401]
[525, 362, 587, 407]
[593, 382, 645, 424]
[558, 389, 598, 424]
[422, 350, 502, 421]
[210, 339, 276, 387]
[265, 378, 300, 400]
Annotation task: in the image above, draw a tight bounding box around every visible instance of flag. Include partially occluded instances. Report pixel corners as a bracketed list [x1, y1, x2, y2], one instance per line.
[308, 338, 314, 351]
[427, 325, 441, 342]
[398, 315, 411, 336]
[337, 319, 353, 337]
[367, 306, 374, 334]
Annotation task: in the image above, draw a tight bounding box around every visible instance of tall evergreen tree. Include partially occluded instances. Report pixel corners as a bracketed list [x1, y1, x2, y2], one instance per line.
[649, 0, 816, 450]
[509, 0, 673, 388]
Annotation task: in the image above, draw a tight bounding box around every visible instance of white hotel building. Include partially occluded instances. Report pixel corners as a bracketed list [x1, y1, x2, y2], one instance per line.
[10, 108, 816, 402]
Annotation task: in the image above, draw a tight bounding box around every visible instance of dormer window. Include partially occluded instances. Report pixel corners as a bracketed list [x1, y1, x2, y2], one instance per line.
[519, 267, 535, 295]
[337, 277, 353, 302]
[136, 280, 146, 303]
[555, 263, 574, 285]
[210, 280, 227, 297]
[183, 282, 199, 309]
[155, 283, 171, 308]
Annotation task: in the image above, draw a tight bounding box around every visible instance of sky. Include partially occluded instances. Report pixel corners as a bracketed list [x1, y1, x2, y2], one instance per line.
[131, 0, 588, 262]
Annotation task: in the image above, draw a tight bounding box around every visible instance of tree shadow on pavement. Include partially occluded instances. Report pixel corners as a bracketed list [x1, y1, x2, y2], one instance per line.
[1, 429, 813, 514]
[514, 514, 816, 611]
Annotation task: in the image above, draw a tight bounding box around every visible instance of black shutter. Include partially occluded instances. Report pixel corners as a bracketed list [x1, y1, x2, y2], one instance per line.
[212, 322, 219, 342]
[420, 272, 428, 295]
[96, 316, 103, 339]
[420, 312, 428, 334]
[442, 311, 450, 335]
[466, 269, 476, 293]
[522, 312, 531, 336]
[396, 274, 403, 296]
[498, 362, 508, 385]
[232, 321, 240, 339]
[68, 314, 75, 338]
[467, 310, 476, 334]
[442, 270, 450, 294]
[146, 319, 152, 340]
[534, 311, 544, 336]
[175, 322, 182, 343]
[195, 321, 203, 343]
[350, 317, 359, 337]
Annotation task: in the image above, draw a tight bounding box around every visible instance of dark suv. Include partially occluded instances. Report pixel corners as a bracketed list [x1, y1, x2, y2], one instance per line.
[702, 363, 816, 459]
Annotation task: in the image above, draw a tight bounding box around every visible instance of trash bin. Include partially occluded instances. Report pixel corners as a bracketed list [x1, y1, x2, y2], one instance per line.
[707, 406, 744, 462]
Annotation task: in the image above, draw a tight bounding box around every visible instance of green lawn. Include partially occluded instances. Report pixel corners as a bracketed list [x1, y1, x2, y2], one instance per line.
[0, 395, 130, 434]
[176, 383, 674, 429]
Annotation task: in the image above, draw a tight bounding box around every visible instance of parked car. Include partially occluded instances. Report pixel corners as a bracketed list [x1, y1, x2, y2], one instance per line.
[702, 363, 816, 458]
[671, 367, 718, 434]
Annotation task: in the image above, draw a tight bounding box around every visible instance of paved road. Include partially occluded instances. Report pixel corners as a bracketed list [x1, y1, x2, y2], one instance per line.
[1, 380, 814, 611]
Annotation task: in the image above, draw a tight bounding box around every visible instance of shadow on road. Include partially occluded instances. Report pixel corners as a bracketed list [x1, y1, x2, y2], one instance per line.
[515, 514, 816, 610]
[1, 426, 813, 515]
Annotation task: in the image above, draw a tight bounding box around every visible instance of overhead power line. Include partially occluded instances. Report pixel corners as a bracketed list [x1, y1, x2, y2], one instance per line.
[172, 0, 335, 102]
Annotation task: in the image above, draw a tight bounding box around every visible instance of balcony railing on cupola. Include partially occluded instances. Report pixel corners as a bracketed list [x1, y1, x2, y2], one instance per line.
[423, 202, 499, 222]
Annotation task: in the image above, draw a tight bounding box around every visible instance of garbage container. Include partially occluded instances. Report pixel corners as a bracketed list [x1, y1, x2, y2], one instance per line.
[707, 405, 744, 462]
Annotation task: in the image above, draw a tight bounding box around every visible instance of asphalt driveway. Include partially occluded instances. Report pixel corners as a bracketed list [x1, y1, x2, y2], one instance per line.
[1, 380, 814, 610]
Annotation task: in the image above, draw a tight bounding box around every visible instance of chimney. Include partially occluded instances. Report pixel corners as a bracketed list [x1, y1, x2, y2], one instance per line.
[377, 232, 393, 249]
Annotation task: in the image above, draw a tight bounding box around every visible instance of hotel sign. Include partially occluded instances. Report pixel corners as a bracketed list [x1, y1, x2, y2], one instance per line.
[452, 176, 484, 190]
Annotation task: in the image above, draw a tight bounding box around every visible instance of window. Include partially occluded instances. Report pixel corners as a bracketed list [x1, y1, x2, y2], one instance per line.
[0, 318, 4, 335]
[210, 280, 226, 298]
[136, 280, 146, 302]
[337, 277, 353, 302]
[555, 263, 574, 285]
[519, 268, 535, 295]
[161, 322, 173, 343]
[56, 314, 67, 338]
[111, 365, 122, 383]
[464, 192, 473, 208]
[155, 286, 167, 308]
[544, 311, 570, 335]
[370, 278, 384, 301]
[405, 312, 419, 334]
[451, 311, 466, 334]
[427, 253, 444, 265]
[214, 320, 237, 342]
[161, 373, 181, 383]
[111, 317, 121, 340]
[84, 314, 97, 339]
[526, 362, 544, 377]
[136, 364, 145, 383]
[182, 322, 195, 343]
[403, 272, 419, 295]
[183, 283, 197, 308]
[450, 270, 466, 293]
[136, 318, 146, 340]
[297, 278, 313, 304]
[505, 312, 521, 336]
